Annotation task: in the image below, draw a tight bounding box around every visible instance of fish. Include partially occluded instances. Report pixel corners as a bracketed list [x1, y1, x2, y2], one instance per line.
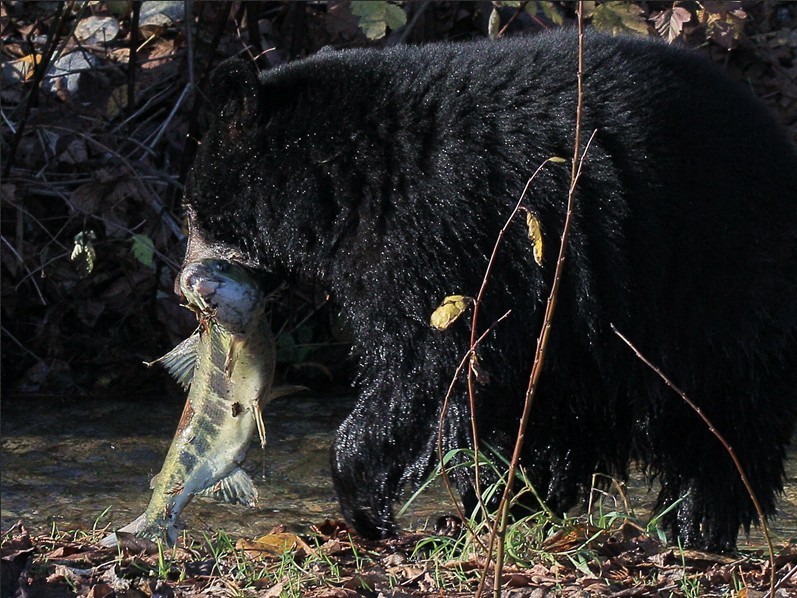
[102, 259, 276, 545]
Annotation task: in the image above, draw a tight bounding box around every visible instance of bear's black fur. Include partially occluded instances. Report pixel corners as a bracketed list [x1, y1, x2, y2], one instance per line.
[185, 28, 797, 551]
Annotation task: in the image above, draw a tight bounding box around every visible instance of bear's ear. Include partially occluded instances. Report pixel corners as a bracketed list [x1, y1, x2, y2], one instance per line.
[207, 57, 259, 125]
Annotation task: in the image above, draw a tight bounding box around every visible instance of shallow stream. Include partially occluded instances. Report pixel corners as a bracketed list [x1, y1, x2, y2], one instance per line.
[2, 394, 795, 548]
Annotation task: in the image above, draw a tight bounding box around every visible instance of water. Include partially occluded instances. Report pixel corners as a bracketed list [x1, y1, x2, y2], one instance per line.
[2, 394, 795, 547]
[1, 394, 352, 538]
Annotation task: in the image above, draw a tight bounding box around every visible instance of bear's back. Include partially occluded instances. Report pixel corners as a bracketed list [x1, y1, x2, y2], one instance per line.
[250, 29, 797, 346]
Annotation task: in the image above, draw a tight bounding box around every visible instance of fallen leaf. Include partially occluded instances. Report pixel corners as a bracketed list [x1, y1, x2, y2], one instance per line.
[86, 582, 115, 598]
[58, 138, 89, 165]
[236, 532, 313, 557]
[1, 54, 41, 85]
[75, 16, 120, 45]
[113, 531, 161, 555]
[44, 52, 101, 98]
[469, 353, 491, 385]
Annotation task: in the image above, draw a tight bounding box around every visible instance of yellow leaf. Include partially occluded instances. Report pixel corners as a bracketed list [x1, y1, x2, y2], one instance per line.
[430, 295, 470, 331]
[4, 55, 41, 83]
[526, 212, 543, 266]
[235, 532, 312, 557]
[592, 1, 649, 36]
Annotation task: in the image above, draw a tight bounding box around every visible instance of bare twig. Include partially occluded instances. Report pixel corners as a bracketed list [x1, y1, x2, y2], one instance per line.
[110, 72, 180, 136]
[497, 1, 531, 38]
[1, 235, 47, 306]
[487, 5, 590, 595]
[47, 125, 184, 241]
[610, 324, 777, 598]
[184, 0, 195, 88]
[464, 158, 563, 529]
[436, 309, 513, 551]
[3, 0, 75, 177]
[146, 83, 193, 151]
[1, 325, 43, 362]
[127, 0, 141, 128]
[398, 0, 431, 44]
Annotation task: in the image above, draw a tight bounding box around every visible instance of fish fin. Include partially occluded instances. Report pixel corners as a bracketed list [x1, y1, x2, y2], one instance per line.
[253, 402, 267, 449]
[99, 512, 150, 547]
[149, 472, 161, 490]
[146, 333, 200, 390]
[100, 512, 179, 546]
[196, 467, 258, 507]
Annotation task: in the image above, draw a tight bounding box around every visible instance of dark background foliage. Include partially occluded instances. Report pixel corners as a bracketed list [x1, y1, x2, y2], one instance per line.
[2, 0, 796, 399]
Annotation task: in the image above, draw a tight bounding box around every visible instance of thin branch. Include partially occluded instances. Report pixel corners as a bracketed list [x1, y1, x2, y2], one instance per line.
[146, 82, 193, 151]
[497, 1, 531, 38]
[465, 158, 562, 528]
[488, 5, 590, 595]
[436, 310, 512, 552]
[610, 324, 777, 598]
[3, 0, 75, 177]
[127, 0, 141, 128]
[1, 235, 47, 305]
[1, 325, 43, 362]
[46, 125, 184, 241]
[399, 1, 431, 44]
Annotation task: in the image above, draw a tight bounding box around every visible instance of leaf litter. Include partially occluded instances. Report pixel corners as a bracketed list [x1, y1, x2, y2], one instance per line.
[3, 519, 797, 597]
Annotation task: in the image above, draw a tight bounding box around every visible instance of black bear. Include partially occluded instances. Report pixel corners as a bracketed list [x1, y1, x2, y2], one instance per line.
[183, 28, 797, 551]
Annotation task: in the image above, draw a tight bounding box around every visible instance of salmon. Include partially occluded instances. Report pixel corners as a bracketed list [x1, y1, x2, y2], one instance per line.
[102, 259, 275, 545]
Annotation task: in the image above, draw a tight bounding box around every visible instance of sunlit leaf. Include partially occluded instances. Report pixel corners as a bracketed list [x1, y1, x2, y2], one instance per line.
[549, 156, 567, 164]
[526, 211, 544, 266]
[650, 7, 692, 43]
[592, 2, 649, 36]
[430, 295, 471, 331]
[75, 16, 120, 45]
[131, 233, 155, 267]
[44, 52, 101, 97]
[528, 1, 564, 26]
[3, 54, 41, 84]
[236, 532, 313, 557]
[351, 1, 406, 40]
[697, 2, 747, 49]
[488, 7, 501, 39]
[70, 230, 97, 278]
[384, 2, 407, 31]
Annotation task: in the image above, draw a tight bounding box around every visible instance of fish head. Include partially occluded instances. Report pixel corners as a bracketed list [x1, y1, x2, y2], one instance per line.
[179, 259, 266, 334]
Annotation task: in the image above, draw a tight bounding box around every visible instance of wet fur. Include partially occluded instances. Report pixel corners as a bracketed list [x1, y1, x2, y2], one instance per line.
[186, 29, 797, 550]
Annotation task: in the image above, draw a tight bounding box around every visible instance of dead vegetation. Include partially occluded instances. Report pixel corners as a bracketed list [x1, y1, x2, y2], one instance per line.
[3, 518, 797, 597]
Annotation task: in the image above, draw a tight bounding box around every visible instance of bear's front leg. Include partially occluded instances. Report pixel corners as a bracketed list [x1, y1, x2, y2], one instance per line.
[330, 379, 445, 539]
[331, 421, 397, 539]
